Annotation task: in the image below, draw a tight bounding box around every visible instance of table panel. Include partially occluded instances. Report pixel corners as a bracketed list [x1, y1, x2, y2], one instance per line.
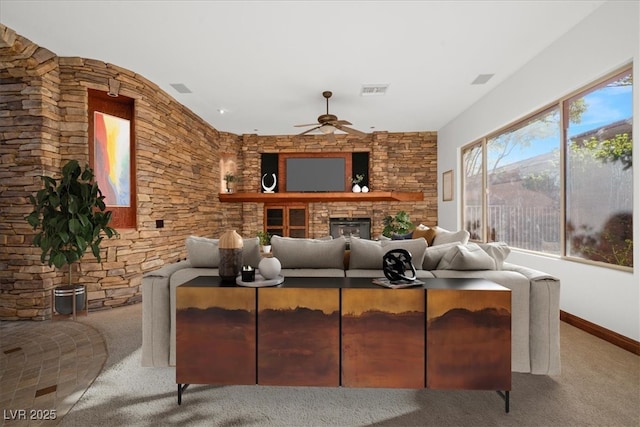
[341, 288, 425, 388]
[258, 288, 340, 386]
[427, 288, 511, 390]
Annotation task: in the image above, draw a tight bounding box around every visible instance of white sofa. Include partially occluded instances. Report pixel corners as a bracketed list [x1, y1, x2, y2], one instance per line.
[141, 229, 561, 376]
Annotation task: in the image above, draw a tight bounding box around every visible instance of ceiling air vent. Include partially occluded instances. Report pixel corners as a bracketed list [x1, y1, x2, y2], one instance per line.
[170, 83, 192, 94]
[361, 84, 389, 96]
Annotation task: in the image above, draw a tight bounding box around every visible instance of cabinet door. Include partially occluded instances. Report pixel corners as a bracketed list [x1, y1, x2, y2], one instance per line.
[264, 204, 308, 237]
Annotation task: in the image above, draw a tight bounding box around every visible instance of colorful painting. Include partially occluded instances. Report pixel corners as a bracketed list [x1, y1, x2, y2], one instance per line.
[94, 111, 130, 206]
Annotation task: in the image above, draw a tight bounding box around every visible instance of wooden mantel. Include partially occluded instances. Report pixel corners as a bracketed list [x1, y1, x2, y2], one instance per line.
[219, 191, 424, 203]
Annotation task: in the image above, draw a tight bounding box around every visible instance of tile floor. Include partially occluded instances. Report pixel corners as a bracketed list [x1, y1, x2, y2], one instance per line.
[0, 318, 106, 426]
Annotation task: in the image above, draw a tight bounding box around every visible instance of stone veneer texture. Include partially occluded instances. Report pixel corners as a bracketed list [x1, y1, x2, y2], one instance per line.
[0, 24, 436, 320]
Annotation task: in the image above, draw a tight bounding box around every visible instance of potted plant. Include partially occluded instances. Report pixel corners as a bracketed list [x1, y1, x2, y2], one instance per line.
[351, 173, 364, 193]
[382, 210, 415, 238]
[25, 160, 119, 318]
[224, 172, 239, 193]
[257, 230, 272, 253]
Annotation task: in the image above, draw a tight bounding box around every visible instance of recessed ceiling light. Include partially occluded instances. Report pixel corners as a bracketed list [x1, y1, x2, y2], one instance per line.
[218, 109, 226, 115]
[170, 83, 192, 94]
[471, 74, 494, 85]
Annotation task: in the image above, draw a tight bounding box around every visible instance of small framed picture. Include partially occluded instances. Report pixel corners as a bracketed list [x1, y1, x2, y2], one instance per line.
[443, 170, 453, 202]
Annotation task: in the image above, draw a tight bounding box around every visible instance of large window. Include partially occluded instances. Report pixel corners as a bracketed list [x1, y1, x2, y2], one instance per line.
[565, 70, 633, 267]
[462, 66, 633, 270]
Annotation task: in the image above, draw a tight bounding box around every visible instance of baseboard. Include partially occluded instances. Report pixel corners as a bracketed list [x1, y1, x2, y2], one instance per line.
[560, 310, 640, 355]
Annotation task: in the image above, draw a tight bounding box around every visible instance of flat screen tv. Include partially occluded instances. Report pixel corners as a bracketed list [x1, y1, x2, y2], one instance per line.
[286, 157, 346, 192]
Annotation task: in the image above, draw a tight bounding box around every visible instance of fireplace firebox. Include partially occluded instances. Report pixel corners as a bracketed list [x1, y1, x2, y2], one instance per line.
[329, 218, 371, 244]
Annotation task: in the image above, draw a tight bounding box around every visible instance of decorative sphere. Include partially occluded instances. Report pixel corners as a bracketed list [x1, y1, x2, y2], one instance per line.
[259, 256, 281, 280]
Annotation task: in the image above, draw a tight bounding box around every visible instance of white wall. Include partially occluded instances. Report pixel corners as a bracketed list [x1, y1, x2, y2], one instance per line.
[437, 0, 639, 341]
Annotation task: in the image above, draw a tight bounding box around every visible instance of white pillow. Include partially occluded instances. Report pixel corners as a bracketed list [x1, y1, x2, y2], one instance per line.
[185, 236, 219, 268]
[436, 243, 496, 270]
[422, 242, 460, 270]
[432, 226, 470, 246]
[478, 242, 511, 270]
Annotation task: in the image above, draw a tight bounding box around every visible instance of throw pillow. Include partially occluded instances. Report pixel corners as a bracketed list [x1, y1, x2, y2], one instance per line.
[185, 236, 220, 268]
[436, 243, 496, 271]
[432, 226, 470, 246]
[349, 237, 428, 270]
[271, 235, 346, 269]
[422, 241, 460, 270]
[186, 236, 261, 268]
[478, 242, 511, 270]
[412, 228, 436, 245]
[242, 237, 261, 268]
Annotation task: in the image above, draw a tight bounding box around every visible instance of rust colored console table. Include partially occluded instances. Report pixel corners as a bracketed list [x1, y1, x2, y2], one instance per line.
[176, 276, 511, 412]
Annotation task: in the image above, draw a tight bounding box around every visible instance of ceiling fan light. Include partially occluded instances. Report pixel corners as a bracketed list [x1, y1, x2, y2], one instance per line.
[319, 124, 336, 134]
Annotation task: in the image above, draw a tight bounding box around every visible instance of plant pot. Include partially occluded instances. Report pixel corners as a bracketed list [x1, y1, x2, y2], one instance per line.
[261, 245, 272, 254]
[54, 285, 86, 315]
[352, 184, 361, 193]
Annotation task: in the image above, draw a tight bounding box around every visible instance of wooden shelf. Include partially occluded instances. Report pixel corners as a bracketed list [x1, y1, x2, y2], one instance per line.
[219, 191, 423, 203]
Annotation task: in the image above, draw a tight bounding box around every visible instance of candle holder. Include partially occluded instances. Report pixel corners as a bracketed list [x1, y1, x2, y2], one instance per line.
[241, 265, 255, 282]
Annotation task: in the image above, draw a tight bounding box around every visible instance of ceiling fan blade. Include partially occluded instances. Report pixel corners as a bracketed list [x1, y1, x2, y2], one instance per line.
[334, 123, 367, 137]
[297, 126, 321, 136]
[294, 123, 319, 127]
[333, 119, 352, 126]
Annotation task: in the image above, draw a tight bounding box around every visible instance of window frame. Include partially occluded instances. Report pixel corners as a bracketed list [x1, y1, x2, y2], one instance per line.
[460, 64, 633, 272]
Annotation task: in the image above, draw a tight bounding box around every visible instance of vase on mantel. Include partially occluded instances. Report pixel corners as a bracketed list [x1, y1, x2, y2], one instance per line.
[219, 229, 243, 283]
[352, 184, 361, 193]
[361, 185, 369, 193]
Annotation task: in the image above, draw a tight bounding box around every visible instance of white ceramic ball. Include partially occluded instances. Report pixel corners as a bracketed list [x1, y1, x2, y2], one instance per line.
[258, 256, 281, 280]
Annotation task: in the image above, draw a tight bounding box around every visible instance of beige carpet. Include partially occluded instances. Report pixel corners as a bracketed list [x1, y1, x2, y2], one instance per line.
[57, 303, 639, 426]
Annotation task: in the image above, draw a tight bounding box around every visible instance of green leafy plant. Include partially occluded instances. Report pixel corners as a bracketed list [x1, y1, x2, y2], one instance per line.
[25, 160, 119, 286]
[257, 230, 272, 246]
[382, 210, 415, 237]
[224, 172, 239, 192]
[351, 173, 364, 185]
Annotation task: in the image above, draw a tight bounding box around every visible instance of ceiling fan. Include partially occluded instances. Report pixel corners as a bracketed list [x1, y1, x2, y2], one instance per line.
[295, 91, 367, 142]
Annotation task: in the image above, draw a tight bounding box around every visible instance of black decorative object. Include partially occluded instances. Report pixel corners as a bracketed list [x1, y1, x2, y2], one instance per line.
[382, 249, 417, 282]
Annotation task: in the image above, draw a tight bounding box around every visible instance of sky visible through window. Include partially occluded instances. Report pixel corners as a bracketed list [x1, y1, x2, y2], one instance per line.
[498, 83, 632, 166]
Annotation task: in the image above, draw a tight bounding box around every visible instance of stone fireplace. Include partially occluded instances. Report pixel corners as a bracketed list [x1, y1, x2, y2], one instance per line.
[329, 218, 371, 244]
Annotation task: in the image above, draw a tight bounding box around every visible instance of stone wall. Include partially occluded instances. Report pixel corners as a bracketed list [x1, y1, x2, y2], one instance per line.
[233, 131, 438, 238]
[0, 24, 437, 320]
[0, 26, 235, 319]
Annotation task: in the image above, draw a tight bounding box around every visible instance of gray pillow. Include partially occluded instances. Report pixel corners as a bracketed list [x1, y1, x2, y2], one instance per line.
[436, 243, 496, 270]
[432, 227, 470, 246]
[186, 236, 261, 268]
[422, 241, 460, 270]
[478, 242, 511, 270]
[185, 236, 219, 268]
[242, 237, 261, 268]
[349, 237, 428, 270]
[271, 235, 346, 269]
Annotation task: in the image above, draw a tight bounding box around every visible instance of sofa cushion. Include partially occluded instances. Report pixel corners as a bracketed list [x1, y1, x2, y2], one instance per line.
[185, 236, 220, 267]
[478, 241, 511, 270]
[272, 235, 346, 269]
[349, 237, 428, 270]
[432, 226, 470, 246]
[437, 243, 496, 270]
[185, 236, 261, 268]
[422, 241, 460, 270]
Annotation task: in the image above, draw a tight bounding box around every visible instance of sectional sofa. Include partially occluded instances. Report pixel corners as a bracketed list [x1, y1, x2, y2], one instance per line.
[141, 227, 561, 377]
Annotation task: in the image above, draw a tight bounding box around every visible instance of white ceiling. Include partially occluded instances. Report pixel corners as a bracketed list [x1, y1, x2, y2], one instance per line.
[1, 0, 605, 136]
